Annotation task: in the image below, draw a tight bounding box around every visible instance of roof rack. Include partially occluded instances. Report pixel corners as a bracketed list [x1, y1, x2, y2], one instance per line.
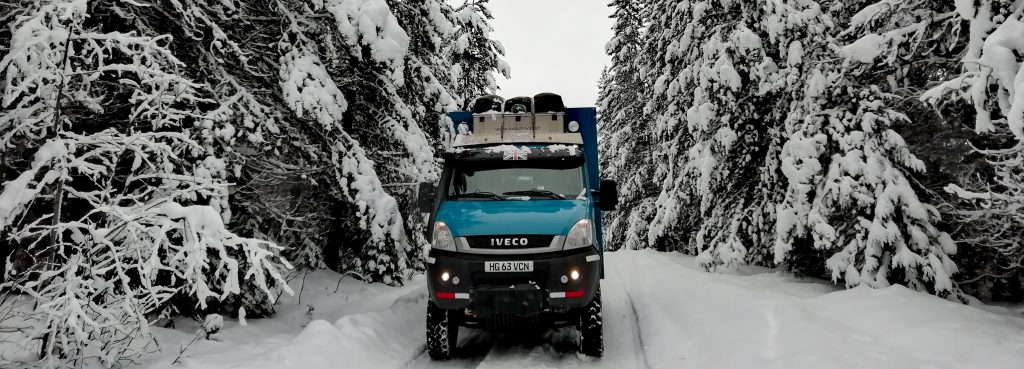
[453, 93, 583, 147]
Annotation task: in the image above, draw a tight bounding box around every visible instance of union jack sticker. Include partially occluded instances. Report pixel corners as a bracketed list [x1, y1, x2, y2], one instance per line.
[503, 146, 529, 160]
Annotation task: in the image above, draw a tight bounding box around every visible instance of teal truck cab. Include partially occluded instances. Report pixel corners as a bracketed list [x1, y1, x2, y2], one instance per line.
[417, 93, 618, 359]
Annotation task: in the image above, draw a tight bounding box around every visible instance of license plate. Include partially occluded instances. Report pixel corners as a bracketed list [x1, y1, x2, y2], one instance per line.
[484, 261, 534, 273]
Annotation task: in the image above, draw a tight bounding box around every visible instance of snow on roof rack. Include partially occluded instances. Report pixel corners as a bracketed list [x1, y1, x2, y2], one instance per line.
[452, 93, 582, 147]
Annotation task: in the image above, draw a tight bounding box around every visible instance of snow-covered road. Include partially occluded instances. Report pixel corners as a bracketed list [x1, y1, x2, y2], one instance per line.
[139, 250, 1024, 369]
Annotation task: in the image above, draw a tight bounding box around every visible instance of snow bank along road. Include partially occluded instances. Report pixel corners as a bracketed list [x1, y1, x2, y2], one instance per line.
[139, 250, 1024, 369]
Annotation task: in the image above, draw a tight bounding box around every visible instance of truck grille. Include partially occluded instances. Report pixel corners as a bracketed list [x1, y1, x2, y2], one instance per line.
[465, 235, 555, 249]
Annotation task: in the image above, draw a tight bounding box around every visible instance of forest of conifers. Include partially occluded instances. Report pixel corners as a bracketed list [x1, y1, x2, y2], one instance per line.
[1, 0, 1024, 368]
[599, 0, 1024, 303]
[0, 0, 506, 366]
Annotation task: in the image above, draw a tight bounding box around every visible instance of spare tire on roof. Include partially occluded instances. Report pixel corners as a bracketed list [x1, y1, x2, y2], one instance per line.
[471, 95, 504, 114]
[533, 93, 565, 113]
[505, 96, 533, 113]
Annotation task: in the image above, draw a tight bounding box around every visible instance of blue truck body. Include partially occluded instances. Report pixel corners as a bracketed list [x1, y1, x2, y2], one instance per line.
[443, 107, 605, 250]
[420, 96, 614, 359]
[435, 199, 591, 237]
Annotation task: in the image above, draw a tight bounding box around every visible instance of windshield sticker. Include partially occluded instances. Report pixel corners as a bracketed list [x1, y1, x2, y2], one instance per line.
[502, 146, 530, 161]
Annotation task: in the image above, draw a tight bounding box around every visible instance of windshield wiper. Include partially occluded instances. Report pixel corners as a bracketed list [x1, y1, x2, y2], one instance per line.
[451, 191, 505, 201]
[503, 190, 566, 200]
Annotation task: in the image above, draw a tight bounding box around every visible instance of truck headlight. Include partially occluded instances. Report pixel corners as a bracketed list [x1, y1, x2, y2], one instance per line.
[564, 219, 594, 250]
[432, 221, 457, 251]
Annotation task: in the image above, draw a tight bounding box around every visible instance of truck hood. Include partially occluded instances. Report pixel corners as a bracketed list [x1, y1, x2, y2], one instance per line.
[436, 200, 591, 237]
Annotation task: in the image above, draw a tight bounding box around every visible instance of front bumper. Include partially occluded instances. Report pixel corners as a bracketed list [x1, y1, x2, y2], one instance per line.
[426, 247, 601, 316]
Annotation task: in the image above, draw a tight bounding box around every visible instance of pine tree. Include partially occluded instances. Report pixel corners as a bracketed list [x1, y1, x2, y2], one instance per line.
[598, 0, 659, 251]
[0, 0, 507, 365]
[124, 0, 343, 315]
[641, 0, 789, 266]
[0, 1, 291, 366]
[777, 86, 959, 296]
[607, 0, 961, 296]
[118, 0, 502, 287]
[449, 0, 510, 108]
[923, 0, 1024, 300]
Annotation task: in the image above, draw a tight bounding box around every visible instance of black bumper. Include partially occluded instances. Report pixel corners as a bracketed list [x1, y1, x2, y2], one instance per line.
[426, 247, 601, 316]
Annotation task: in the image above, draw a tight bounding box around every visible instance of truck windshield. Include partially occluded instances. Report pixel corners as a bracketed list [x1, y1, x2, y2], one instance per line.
[448, 162, 585, 201]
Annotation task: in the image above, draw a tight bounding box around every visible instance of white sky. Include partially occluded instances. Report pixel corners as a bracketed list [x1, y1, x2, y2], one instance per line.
[487, 0, 614, 108]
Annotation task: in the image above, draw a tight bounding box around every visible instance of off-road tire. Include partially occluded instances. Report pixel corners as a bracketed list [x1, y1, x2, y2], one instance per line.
[577, 290, 603, 357]
[426, 300, 459, 360]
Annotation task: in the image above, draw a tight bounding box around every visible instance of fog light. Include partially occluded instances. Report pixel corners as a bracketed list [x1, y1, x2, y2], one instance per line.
[560, 275, 569, 284]
[452, 276, 460, 285]
[441, 272, 450, 282]
[570, 270, 580, 281]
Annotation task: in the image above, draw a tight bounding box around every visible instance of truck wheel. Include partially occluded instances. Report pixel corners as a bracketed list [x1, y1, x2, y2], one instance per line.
[426, 301, 459, 360]
[577, 290, 603, 357]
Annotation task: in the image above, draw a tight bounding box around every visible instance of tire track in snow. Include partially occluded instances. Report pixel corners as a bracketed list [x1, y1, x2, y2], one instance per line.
[620, 282, 653, 369]
[609, 255, 653, 369]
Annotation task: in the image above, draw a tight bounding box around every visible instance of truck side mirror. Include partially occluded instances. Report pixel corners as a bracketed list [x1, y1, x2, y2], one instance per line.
[417, 181, 437, 213]
[596, 179, 619, 211]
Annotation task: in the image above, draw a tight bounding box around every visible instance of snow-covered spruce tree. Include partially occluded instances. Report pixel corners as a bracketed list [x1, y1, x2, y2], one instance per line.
[772, 0, 960, 298]
[831, 2, 993, 303]
[313, 0, 447, 284]
[776, 87, 960, 297]
[634, 0, 701, 253]
[599, 0, 660, 251]
[0, 1, 290, 367]
[831, 0, 972, 198]
[642, 0, 797, 266]
[117, 0, 333, 317]
[109, 0, 374, 288]
[608, 0, 961, 296]
[320, 0, 463, 282]
[922, 0, 1024, 300]
[388, 0, 467, 271]
[448, 0, 510, 108]
[120, 0, 498, 286]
